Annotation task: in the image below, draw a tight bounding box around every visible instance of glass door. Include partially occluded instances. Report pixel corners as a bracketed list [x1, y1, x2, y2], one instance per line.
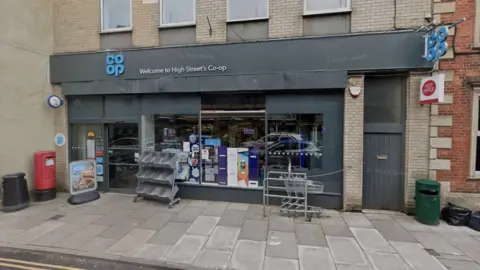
[70, 124, 106, 190]
[106, 123, 139, 190]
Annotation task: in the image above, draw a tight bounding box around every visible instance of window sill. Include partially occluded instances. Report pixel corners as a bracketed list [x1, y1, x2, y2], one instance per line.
[159, 23, 196, 30]
[468, 176, 480, 181]
[473, 41, 480, 49]
[99, 27, 133, 34]
[303, 8, 352, 17]
[226, 17, 269, 24]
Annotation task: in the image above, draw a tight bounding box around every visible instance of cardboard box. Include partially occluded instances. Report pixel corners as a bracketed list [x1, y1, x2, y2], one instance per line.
[227, 148, 238, 187]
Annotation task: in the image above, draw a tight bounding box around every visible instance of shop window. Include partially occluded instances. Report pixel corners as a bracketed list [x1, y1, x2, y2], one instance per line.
[303, 0, 351, 36]
[201, 111, 266, 188]
[364, 77, 403, 124]
[199, 94, 266, 189]
[141, 114, 200, 183]
[266, 114, 323, 173]
[101, 0, 132, 31]
[227, 0, 268, 22]
[160, 0, 196, 27]
[304, 0, 351, 15]
[470, 89, 480, 178]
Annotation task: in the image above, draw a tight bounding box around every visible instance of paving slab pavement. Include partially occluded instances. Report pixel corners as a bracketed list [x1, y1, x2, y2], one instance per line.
[1, 193, 480, 270]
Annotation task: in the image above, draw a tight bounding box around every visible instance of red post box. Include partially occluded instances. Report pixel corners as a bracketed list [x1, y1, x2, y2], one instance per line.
[34, 151, 57, 201]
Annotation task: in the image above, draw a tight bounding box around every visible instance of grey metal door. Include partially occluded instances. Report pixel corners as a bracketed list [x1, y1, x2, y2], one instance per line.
[363, 134, 403, 210]
[363, 76, 405, 211]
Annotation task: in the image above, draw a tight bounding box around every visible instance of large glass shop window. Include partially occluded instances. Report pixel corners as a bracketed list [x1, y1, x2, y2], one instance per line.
[200, 94, 266, 189]
[266, 114, 324, 174]
[141, 114, 200, 184]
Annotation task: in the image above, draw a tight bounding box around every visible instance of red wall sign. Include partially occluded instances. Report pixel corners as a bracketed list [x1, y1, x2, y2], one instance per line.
[420, 74, 445, 104]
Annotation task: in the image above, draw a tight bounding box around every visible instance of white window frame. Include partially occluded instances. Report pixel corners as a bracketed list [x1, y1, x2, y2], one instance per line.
[160, 0, 196, 27]
[303, 0, 352, 16]
[474, 0, 480, 47]
[469, 88, 480, 178]
[100, 0, 133, 33]
[227, 0, 269, 23]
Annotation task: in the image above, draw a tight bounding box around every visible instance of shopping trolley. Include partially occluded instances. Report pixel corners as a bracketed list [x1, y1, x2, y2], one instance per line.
[263, 169, 324, 221]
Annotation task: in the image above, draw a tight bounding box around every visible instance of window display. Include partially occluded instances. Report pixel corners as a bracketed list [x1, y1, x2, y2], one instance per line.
[142, 114, 200, 184]
[138, 96, 324, 190]
[199, 93, 267, 189]
[200, 111, 266, 188]
[266, 114, 324, 175]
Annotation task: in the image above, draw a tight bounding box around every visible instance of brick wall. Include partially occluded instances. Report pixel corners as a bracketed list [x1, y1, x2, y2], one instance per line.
[268, 0, 303, 38]
[351, 0, 431, 32]
[196, 0, 226, 43]
[434, 0, 480, 196]
[53, 0, 100, 53]
[343, 76, 364, 211]
[132, 0, 159, 47]
[404, 75, 430, 212]
[53, 85, 69, 191]
[52, 0, 434, 52]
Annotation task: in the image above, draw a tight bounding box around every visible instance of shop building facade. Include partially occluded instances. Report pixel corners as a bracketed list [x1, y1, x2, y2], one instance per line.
[428, 0, 480, 211]
[50, 0, 435, 212]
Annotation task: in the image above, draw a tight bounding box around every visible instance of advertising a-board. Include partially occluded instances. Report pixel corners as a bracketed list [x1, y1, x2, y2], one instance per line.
[69, 160, 97, 195]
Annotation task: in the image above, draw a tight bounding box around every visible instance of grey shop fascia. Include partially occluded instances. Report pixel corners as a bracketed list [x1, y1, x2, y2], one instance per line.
[50, 30, 430, 95]
[49, 30, 431, 208]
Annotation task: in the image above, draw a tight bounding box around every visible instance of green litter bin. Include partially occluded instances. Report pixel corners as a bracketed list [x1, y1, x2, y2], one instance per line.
[415, 179, 441, 225]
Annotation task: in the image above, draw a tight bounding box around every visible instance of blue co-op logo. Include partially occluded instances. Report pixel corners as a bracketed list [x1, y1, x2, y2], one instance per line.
[106, 54, 125, 77]
[424, 27, 448, 62]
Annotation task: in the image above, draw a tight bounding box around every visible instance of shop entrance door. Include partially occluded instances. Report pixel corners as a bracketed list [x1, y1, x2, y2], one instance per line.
[105, 123, 139, 191]
[362, 76, 405, 211]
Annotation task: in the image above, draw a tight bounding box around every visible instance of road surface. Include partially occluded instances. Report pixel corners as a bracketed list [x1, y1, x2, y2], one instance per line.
[0, 247, 182, 270]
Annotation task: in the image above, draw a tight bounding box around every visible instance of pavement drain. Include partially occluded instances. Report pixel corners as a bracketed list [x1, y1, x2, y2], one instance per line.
[424, 248, 441, 257]
[49, 214, 65, 220]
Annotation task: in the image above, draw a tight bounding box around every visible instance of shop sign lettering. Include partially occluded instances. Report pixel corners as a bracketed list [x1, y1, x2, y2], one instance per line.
[106, 54, 125, 77]
[139, 65, 227, 75]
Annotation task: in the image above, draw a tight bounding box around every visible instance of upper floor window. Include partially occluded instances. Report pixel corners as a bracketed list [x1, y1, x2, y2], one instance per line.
[470, 88, 480, 178]
[227, 0, 268, 22]
[304, 0, 351, 15]
[101, 0, 132, 31]
[160, 0, 196, 27]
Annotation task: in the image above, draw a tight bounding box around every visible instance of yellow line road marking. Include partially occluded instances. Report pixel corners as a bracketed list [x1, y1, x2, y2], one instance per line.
[0, 257, 83, 270]
[0, 261, 47, 270]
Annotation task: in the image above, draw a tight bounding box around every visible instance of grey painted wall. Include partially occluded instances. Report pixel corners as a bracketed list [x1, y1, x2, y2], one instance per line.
[304, 14, 351, 36]
[227, 21, 269, 42]
[100, 32, 133, 50]
[159, 27, 196, 46]
[61, 71, 347, 95]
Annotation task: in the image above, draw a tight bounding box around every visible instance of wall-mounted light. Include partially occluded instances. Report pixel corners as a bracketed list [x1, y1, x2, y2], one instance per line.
[47, 95, 64, 108]
[349, 86, 362, 98]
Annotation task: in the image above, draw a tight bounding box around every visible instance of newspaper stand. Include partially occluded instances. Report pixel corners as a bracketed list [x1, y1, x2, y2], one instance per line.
[263, 159, 324, 221]
[134, 149, 183, 208]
